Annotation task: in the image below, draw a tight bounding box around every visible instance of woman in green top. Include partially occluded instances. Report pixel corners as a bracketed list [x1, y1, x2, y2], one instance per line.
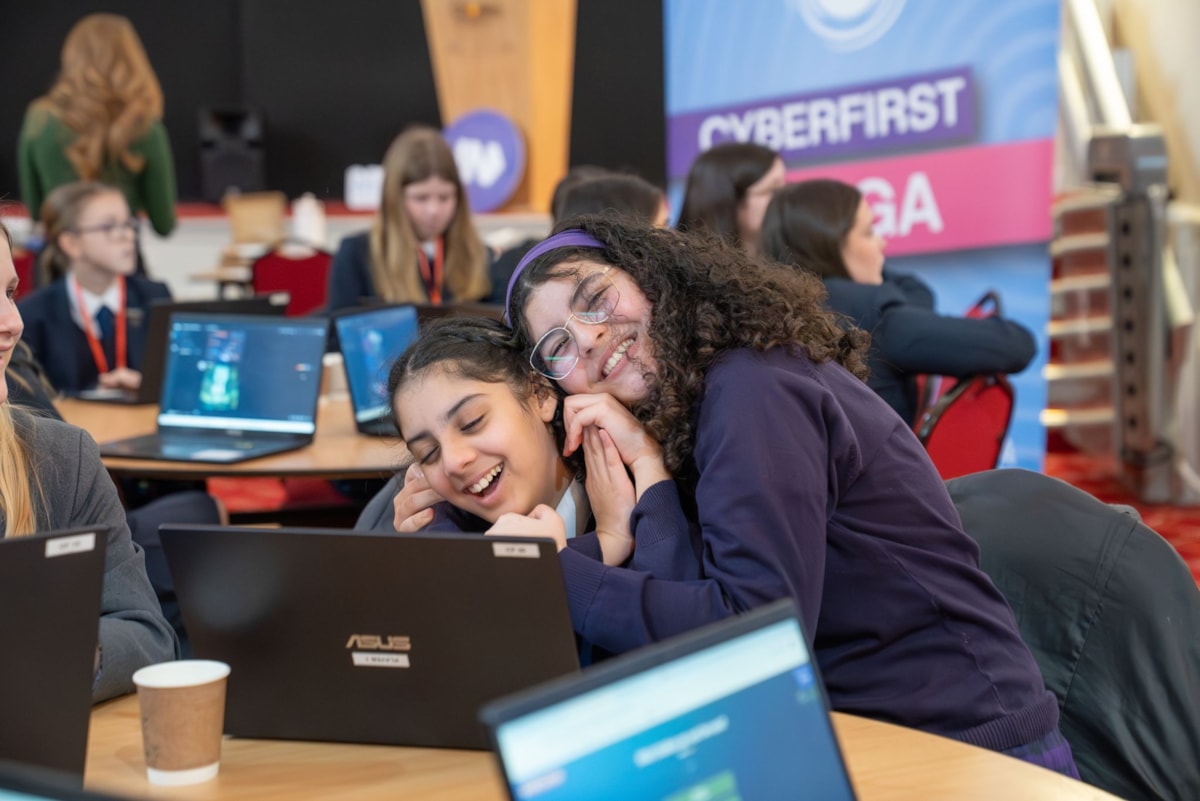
[18, 13, 176, 263]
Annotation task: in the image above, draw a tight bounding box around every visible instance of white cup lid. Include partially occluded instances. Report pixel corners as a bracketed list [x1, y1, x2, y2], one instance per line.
[133, 659, 230, 689]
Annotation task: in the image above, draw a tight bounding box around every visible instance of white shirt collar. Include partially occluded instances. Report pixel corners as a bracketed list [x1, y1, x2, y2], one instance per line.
[554, 479, 591, 540]
[67, 274, 122, 331]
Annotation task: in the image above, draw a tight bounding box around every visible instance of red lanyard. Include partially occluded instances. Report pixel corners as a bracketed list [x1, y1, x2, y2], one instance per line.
[416, 238, 445, 305]
[73, 275, 127, 374]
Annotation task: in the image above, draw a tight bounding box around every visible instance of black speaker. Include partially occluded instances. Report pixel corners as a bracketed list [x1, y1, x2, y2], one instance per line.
[198, 108, 267, 203]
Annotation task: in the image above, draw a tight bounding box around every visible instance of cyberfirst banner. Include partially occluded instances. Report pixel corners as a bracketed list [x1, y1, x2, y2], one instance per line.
[665, 0, 1061, 470]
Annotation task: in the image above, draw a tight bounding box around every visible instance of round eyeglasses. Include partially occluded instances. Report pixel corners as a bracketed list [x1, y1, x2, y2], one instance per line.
[530, 268, 620, 380]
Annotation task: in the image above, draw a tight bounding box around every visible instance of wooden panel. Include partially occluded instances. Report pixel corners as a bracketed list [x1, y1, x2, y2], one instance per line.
[421, 0, 577, 211]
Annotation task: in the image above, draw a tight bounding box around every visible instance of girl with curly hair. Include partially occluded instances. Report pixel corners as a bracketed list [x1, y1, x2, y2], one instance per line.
[488, 216, 1076, 776]
[19, 13, 177, 248]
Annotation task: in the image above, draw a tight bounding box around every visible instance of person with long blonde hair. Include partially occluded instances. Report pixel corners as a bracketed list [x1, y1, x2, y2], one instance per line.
[0, 219, 177, 700]
[19, 13, 177, 250]
[327, 126, 490, 312]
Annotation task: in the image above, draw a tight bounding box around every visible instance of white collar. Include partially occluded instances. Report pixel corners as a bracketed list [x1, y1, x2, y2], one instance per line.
[554, 479, 591, 540]
[67, 274, 122, 330]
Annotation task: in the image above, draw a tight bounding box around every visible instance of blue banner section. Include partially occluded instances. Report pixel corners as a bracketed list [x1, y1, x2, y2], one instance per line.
[664, 0, 1062, 471]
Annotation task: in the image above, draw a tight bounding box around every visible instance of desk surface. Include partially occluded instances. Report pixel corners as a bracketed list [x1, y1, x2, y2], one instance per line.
[58, 396, 405, 480]
[84, 695, 1119, 801]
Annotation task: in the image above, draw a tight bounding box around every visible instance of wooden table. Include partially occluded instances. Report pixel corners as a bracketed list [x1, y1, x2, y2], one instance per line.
[85, 696, 1121, 801]
[58, 396, 406, 480]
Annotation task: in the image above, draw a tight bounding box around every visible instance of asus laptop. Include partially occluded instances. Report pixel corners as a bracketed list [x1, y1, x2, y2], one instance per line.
[333, 305, 419, 436]
[98, 314, 328, 464]
[159, 525, 580, 750]
[0, 529, 108, 778]
[75, 294, 288, 405]
[480, 599, 859, 801]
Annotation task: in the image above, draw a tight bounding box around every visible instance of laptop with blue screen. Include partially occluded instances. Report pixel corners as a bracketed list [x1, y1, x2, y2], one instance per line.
[480, 599, 858, 801]
[333, 305, 419, 436]
[98, 313, 328, 464]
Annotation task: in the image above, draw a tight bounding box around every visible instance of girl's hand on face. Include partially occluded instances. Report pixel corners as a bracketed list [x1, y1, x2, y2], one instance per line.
[486, 504, 567, 552]
[392, 462, 445, 532]
[97, 367, 141, 390]
[584, 427, 635, 567]
[563, 394, 671, 497]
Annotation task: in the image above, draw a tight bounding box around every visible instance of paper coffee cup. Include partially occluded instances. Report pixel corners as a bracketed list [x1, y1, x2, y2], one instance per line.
[132, 660, 231, 786]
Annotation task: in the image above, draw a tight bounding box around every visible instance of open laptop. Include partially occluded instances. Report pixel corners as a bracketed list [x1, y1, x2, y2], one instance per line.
[333, 305, 419, 436]
[0, 529, 108, 779]
[98, 314, 328, 464]
[159, 524, 580, 750]
[75, 294, 289, 405]
[480, 599, 859, 801]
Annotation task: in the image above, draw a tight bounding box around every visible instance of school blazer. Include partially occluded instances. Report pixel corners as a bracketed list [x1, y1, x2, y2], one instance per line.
[17, 275, 172, 394]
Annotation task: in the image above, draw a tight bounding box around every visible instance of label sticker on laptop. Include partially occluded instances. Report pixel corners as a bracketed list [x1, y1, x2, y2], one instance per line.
[492, 542, 540, 559]
[190, 449, 247, 462]
[45, 532, 97, 558]
[351, 652, 411, 668]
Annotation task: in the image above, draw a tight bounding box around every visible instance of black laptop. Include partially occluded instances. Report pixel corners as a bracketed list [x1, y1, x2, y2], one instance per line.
[0, 529, 108, 778]
[75, 295, 289, 405]
[333, 305, 419, 436]
[159, 524, 580, 750]
[480, 599, 859, 801]
[98, 313, 328, 464]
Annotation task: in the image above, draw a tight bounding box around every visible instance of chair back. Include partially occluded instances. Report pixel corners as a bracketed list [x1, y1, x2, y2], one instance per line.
[915, 373, 1014, 479]
[251, 245, 333, 316]
[912, 289, 1004, 424]
[948, 469, 1200, 801]
[223, 191, 287, 246]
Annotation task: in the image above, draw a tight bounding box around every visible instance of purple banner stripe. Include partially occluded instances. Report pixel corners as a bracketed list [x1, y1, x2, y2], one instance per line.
[666, 66, 975, 179]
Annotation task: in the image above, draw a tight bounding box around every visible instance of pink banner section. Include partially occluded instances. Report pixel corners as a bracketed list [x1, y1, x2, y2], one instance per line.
[785, 138, 1054, 257]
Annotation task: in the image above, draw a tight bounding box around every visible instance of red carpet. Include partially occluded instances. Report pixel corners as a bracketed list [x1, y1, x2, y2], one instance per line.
[1044, 453, 1200, 586]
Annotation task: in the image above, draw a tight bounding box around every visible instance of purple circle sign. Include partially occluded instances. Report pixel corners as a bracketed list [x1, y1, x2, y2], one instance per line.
[444, 109, 526, 213]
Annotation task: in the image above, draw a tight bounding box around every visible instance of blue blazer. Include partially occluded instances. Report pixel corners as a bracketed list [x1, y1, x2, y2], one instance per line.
[17, 275, 172, 394]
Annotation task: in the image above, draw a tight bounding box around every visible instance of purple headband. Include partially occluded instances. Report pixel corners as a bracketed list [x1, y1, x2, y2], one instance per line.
[504, 229, 606, 323]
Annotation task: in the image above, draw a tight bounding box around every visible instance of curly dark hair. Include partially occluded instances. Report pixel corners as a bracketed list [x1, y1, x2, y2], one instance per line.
[507, 214, 869, 473]
[386, 315, 582, 478]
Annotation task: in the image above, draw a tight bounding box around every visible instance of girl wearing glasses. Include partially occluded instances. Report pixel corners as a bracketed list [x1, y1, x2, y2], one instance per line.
[327, 126, 491, 314]
[0, 220, 179, 701]
[17, 181, 170, 396]
[497, 218, 1078, 776]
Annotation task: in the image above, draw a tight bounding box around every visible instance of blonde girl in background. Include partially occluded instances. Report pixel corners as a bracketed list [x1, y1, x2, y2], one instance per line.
[19, 12, 177, 267]
[327, 126, 491, 312]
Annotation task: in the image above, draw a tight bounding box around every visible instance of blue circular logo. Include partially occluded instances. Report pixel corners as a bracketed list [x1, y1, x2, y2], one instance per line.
[444, 109, 526, 213]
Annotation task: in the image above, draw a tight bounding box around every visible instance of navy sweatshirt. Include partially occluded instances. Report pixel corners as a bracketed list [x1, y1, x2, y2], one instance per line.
[823, 273, 1037, 423]
[559, 347, 1058, 752]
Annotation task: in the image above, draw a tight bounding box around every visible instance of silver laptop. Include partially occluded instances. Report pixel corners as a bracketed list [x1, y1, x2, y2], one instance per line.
[480, 599, 859, 801]
[0, 529, 108, 778]
[159, 524, 580, 750]
[333, 305, 419, 436]
[98, 313, 328, 464]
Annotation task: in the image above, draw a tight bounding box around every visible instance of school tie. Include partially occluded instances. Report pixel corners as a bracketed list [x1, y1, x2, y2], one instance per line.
[96, 306, 117, 371]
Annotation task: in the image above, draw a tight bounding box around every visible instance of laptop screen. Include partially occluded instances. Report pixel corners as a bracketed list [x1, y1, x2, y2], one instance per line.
[487, 604, 856, 801]
[335, 305, 419, 423]
[157, 314, 328, 434]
